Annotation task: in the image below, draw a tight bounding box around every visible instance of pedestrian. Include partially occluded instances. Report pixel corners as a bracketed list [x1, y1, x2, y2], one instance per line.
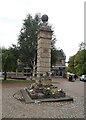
[74, 74, 77, 80]
[69, 74, 73, 81]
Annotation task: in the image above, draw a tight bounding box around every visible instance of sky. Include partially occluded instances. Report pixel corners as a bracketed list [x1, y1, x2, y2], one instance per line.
[0, 0, 85, 61]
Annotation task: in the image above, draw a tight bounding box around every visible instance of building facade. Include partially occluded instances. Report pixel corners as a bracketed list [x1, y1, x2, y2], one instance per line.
[52, 49, 66, 77]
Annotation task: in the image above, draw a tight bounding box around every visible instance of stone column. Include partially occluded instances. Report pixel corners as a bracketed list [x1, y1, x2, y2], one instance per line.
[37, 15, 53, 77]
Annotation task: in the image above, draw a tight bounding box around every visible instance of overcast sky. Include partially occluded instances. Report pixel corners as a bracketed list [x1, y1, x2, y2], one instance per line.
[0, 0, 84, 61]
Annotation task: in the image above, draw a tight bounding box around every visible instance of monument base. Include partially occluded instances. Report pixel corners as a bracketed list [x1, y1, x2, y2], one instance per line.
[13, 89, 73, 104]
[13, 82, 73, 104]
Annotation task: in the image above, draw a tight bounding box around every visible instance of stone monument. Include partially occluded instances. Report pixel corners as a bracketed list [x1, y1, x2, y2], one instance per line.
[37, 14, 53, 78]
[13, 15, 73, 104]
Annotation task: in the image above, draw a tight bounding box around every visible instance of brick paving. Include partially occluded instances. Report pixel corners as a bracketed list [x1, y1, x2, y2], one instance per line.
[2, 78, 85, 118]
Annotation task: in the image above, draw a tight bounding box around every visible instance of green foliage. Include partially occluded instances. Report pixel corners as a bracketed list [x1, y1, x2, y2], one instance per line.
[18, 13, 41, 68]
[51, 48, 58, 66]
[2, 45, 19, 72]
[51, 49, 65, 66]
[67, 55, 75, 73]
[18, 13, 57, 68]
[67, 48, 86, 75]
[74, 50, 86, 75]
[2, 13, 57, 74]
[79, 42, 86, 51]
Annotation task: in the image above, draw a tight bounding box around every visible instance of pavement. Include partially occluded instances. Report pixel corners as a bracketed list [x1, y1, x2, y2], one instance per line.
[1, 78, 85, 118]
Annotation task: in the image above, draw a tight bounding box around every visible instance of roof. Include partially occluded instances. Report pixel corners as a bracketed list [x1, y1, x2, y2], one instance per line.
[58, 49, 66, 59]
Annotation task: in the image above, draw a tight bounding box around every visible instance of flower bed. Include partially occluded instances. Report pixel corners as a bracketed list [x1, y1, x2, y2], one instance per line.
[26, 80, 66, 99]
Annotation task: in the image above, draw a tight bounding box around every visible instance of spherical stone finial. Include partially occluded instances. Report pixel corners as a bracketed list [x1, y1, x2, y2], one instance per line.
[41, 14, 48, 23]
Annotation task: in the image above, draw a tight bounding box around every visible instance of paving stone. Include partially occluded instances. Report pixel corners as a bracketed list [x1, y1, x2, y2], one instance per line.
[2, 78, 85, 118]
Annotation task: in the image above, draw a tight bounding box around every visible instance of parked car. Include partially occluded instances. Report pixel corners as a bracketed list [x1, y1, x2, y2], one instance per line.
[80, 75, 86, 81]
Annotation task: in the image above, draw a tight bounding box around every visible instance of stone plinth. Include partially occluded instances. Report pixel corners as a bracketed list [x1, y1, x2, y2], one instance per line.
[37, 16, 52, 77]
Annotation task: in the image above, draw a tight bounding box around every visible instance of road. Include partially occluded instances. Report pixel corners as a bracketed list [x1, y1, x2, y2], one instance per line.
[1, 78, 85, 118]
[52, 78, 84, 97]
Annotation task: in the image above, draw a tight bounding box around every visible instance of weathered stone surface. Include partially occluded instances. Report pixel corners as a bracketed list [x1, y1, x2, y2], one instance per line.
[15, 89, 73, 104]
[20, 89, 33, 103]
[37, 21, 52, 77]
[38, 38, 51, 44]
[38, 31, 52, 39]
[2, 78, 84, 118]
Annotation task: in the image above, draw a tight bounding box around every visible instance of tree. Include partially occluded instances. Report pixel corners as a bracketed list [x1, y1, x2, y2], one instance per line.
[18, 13, 41, 69]
[67, 42, 86, 75]
[79, 42, 86, 51]
[51, 48, 58, 67]
[9, 44, 20, 70]
[2, 46, 19, 80]
[74, 49, 86, 75]
[17, 13, 57, 70]
[66, 55, 76, 73]
[73, 42, 86, 75]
